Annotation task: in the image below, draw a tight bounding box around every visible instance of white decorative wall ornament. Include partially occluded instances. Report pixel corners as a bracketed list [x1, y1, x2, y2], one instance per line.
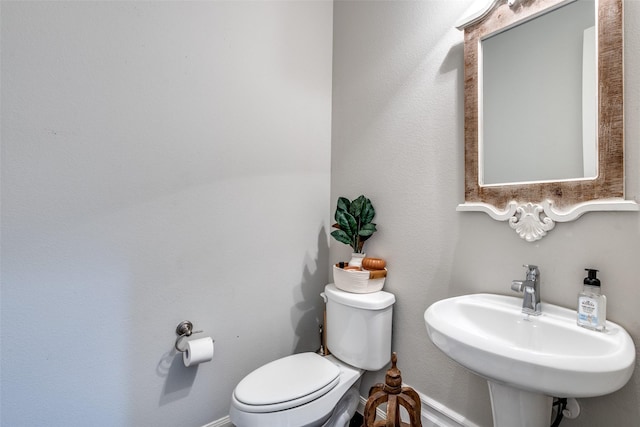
[508, 203, 554, 242]
[457, 199, 640, 242]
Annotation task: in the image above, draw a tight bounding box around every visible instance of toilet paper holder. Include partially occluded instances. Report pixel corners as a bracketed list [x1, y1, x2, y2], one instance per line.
[174, 320, 206, 352]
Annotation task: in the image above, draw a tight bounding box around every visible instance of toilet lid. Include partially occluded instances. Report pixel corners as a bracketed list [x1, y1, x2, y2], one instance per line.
[234, 352, 340, 411]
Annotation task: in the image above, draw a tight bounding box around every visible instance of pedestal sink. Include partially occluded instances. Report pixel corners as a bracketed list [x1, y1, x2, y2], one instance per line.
[424, 293, 635, 427]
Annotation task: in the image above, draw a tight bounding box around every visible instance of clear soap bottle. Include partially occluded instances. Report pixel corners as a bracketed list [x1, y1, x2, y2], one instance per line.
[577, 268, 607, 331]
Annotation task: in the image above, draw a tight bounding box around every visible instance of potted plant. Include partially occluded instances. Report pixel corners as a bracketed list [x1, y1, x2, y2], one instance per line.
[330, 195, 386, 293]
[331, 195, 377, 265]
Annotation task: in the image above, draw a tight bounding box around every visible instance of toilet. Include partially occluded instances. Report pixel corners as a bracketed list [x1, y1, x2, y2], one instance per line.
[229, 283, 396, 427]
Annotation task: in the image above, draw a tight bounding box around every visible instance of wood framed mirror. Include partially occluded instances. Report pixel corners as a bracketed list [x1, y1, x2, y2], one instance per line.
[456, 0, 637, 242]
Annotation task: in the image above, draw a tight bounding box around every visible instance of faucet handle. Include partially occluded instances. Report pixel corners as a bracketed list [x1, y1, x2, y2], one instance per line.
[522, 264, 539, 281]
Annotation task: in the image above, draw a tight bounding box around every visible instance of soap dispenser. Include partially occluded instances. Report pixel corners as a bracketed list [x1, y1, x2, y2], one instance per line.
[577, 268, 607, 331]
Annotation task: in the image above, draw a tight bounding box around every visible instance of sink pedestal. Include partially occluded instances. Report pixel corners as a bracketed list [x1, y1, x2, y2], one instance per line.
[488, 381, 552, 427]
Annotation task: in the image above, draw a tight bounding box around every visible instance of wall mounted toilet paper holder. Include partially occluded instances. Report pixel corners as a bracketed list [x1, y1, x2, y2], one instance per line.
[174, 320, 206, 352]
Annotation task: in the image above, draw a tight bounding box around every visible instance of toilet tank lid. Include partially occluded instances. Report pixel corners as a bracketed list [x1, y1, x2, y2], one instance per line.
[324, 284, 395, 310]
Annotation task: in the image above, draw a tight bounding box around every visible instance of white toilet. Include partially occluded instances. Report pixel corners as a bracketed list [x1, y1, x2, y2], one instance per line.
[229, 283, 395, 427]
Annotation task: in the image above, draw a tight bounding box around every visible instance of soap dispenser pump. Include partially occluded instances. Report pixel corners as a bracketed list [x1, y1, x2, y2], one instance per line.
[577, 268, 607, 331]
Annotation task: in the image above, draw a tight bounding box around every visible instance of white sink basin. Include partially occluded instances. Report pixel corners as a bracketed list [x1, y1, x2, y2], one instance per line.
[424, 293, 635, 397]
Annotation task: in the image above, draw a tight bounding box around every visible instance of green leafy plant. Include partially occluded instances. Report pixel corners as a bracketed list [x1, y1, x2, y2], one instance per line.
[330, 195, 377, 253]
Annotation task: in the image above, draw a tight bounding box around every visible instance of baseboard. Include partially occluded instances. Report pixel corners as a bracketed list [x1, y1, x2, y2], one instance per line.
[357, 395, 388, 420]
[201, 416, 232, 427]
[357, 385, 483, 427]
[212, 385, 481, 427]
[418, 389, 483, 427]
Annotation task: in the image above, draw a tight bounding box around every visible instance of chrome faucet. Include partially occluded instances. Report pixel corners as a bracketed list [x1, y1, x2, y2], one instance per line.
[511, 264, 541, 315]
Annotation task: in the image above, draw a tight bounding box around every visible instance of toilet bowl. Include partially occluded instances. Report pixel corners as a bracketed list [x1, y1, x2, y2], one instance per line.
[230, 353, 362, 427]
[229, 284, 395, 427]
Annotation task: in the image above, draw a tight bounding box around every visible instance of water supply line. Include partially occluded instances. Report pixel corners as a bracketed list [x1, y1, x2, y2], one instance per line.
[550, 398, 567, 427]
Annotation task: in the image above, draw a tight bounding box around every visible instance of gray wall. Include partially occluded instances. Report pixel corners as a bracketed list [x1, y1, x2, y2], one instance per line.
[3, 1, 640, 427]
[1, 1, 333, 426]
[331, 1, 640, 426]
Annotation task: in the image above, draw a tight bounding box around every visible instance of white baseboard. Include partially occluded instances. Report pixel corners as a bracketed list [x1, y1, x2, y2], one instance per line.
[211, 385, 481, 427]
[201, 416, 232, 427]
[417, 387, 483, 427]
[357, 395, 388, 420]
[358, 385, 483, 427]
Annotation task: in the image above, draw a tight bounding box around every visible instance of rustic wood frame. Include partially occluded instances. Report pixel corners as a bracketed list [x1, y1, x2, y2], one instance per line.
[456, 0, 637, 242]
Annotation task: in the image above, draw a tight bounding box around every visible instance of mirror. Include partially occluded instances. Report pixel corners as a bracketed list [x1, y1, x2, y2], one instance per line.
[482, 0, 595, 185]
[456, 0, 637, 242]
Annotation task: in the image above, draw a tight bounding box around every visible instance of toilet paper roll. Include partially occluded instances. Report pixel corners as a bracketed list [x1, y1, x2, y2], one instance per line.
[183, 337, 214, 367]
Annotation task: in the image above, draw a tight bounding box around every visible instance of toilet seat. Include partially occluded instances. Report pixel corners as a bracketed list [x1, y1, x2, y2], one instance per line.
[233, 352, 340, 413]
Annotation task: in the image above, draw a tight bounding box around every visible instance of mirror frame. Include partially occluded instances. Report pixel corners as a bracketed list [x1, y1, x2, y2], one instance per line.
[456, 0, 637, 242]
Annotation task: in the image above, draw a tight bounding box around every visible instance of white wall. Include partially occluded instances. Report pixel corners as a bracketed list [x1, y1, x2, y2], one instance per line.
[331, 1, 640, 426]
[1, 1, 333, 426]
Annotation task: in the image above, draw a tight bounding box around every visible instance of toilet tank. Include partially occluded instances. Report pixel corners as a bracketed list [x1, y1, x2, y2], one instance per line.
[323, 284, 395, 371]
